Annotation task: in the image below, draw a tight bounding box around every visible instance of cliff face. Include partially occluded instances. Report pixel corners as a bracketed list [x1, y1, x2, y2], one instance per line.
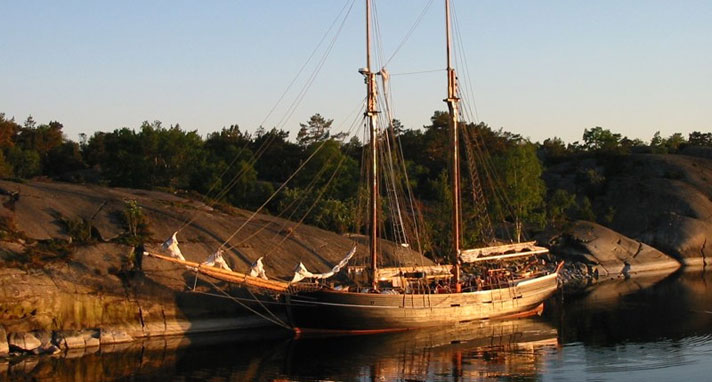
[0, 180, 427, 277]
[603, 154, 712, 265]
[0, 179, 431, 351]
[544, 153, 712, 270]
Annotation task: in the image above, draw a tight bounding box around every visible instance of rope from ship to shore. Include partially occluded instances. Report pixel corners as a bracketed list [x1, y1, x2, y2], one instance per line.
[190, 273, 292, 330]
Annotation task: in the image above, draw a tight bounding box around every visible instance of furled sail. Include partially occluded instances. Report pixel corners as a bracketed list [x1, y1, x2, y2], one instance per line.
[202, 249, 232, 271]
[161, 232, 185, 261]
[290, 245, 357, 283]
[249, 256, 268, 280]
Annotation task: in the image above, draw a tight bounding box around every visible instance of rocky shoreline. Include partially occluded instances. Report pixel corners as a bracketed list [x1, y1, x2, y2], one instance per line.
[551, 220, 688, 291]
[2, 152, 711, 358]
[0, 258, 284, 358]
[0, 180, 425, 358]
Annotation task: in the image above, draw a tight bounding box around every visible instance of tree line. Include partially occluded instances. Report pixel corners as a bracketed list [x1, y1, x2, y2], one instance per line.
[0, 111, 709, 260]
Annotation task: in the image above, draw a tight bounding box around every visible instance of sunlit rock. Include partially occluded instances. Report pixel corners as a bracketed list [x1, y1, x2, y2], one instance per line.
[8, 332, 42, 352]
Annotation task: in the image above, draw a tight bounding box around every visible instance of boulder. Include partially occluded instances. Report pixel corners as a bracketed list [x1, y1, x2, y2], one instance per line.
[54, 331, 85, 350]
[54, 329, 101, 349]
[31, 330, 52, 347]
[28, 330, 60, 355]
[553, 221, 681, 280]
[7, 332, 42, 352]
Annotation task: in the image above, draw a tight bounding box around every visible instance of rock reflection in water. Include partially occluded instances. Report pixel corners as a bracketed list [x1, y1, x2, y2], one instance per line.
[0, 328, 292, 382]
[542, 271, 712, 381]
[553, 270, 712, 345]
[0, 318, 558, 381]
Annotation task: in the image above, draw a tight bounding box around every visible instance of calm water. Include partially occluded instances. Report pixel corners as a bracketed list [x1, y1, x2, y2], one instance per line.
[3, 270, 712, 381]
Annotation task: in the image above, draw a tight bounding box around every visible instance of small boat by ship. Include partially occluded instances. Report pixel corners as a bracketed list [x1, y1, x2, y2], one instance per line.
[147, 0, 562, 333]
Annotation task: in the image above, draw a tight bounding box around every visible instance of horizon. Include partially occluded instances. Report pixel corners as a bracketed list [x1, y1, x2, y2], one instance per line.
[1, 0, 710, 144]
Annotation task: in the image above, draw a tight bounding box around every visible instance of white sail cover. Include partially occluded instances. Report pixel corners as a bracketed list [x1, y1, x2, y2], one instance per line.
[202, 249, 231, 271]
[161, 232, 185, 261]
[290, 245, 357, 283]
[249, 256, 268, 280]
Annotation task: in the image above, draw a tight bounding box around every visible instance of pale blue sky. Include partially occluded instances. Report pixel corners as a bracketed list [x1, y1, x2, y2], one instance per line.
[1, 0, 710, 143]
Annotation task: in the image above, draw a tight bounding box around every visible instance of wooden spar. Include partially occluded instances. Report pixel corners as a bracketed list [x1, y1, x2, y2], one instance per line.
[460, 241, 549, 263]
[460, 241, 544, 257]
[144, 252, 289, 292]
[460, 249, 549, 263]
[444, 0, 462, 288]
[375, 265, 453, 279]
[365, 0, 379, 290]
[348, 265, 454, 279]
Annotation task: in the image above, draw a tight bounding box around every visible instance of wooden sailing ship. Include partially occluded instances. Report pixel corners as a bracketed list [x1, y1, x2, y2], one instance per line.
[147, 0, 562, 333]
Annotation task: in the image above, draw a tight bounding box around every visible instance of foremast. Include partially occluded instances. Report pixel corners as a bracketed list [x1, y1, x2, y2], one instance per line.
[444, 0, 462, 291]
[364, 0, 379, 290]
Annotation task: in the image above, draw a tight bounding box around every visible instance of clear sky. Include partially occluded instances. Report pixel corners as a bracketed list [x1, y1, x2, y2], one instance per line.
[1, 0, 710, 144]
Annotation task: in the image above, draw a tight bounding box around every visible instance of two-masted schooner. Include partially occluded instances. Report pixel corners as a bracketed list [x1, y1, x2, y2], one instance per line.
[147, 0, 562, 333]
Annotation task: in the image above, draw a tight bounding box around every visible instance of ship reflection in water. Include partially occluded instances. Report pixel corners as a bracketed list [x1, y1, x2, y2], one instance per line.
[284, 318, 557, 381]
[3, 271, 712, 381]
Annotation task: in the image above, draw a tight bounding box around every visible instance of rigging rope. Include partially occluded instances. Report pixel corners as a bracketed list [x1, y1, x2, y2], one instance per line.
[449, 0, 529, 243]
[259, 0, 355, 129]
[175, 0, 357, 234]
[270, 154, 349, 251]
[196, 273, 292, 329]
[384, 0, 436, 66]
[379, 71, 427, 257]
[221, 101, 366, 254]
[142, 267, 291, 329]
[274, 0, 356, 131]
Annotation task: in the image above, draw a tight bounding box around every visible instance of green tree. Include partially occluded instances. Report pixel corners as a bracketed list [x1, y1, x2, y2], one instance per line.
[574, 196, 596, 221]
[120, 200, 151, 245]
[311, 198, 353, 233]
[547, 189, 576, 227]
[196, 124, 254, 200]
[650, 131, 666, 153]
[297, 113, 333, 146]
[6, 147, 41, 178]
[390, 119, 405, 136]
[538, 137, 570, 163]
[688, 131, 712, 146]
[663, 133, 686, 152]
[16, 119, 64, 156]
[294, 139, 359, 201]
[492, 142, 546, 241]
[251, 128, 301, 183]
[426, 170, 453, 262]
[86, 122, 204, 189]
[45, 141, 86, 177]
[582, 126, 623, 152]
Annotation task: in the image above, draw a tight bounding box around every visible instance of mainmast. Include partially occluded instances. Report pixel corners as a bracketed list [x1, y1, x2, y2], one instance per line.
[444, 0, 462, 290]
[364, 0, 379, 290]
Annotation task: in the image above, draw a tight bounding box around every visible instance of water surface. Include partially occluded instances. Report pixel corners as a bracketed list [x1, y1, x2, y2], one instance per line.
[3, 271, 712, 381]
